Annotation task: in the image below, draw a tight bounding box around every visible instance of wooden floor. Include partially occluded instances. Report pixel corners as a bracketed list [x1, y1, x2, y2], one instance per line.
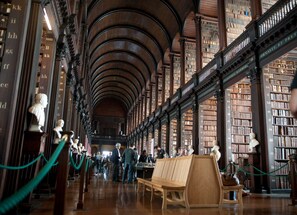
[28, 174, 297, 215]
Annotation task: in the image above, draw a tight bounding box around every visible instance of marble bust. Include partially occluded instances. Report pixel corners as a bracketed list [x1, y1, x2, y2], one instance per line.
[187, 145, 194, 155]
[28, 93, 48, 132]
[210, 140, 221, 161]
[53, 119, 64, 144]
[248, 132, 259, 153]
[72, 138, 79, 153]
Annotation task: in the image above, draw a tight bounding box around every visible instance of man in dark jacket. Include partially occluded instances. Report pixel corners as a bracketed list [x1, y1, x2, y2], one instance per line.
[111, 143, 121, 182]
[122, 143, 136, 183]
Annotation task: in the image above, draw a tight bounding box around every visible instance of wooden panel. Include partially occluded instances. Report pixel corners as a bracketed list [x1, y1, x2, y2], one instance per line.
[186, 155, 222, 207]
[199, 0, 218, 18]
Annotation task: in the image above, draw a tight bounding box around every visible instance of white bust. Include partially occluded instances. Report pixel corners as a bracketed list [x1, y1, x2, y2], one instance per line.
[210, 140, 221, 162]
[72, 138, 79, 152]
[78, 143, 84, 154]
[188, 145, 194, 155]
[249, 132, 259, 153]
[53, 119, 64, 144]
[28, 93, 48, 132]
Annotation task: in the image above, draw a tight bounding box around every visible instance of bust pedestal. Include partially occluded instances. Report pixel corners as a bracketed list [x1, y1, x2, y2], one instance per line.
[248, 152, 262, 193]
[19, 131, 47, 212]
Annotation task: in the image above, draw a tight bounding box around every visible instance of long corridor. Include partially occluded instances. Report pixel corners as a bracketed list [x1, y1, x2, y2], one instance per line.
[28, 174, 297, 215]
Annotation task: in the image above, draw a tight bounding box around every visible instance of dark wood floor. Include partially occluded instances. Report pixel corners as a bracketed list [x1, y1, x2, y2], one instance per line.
[29, 174, 297, 215]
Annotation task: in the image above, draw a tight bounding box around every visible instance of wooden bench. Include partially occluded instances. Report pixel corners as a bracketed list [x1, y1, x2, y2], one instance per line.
[137, 155, 244, 209]
[137, 156, 193, 209]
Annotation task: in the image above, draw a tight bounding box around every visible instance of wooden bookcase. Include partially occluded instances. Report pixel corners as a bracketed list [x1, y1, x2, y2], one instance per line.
[185, 41, 196, 83]
[151, 84, 156, 113]
[170, 118, 177, 156]
[225, 78, 252, 162]
[181, 109, 193, 149]
[225, 0, 252, 45]
[263, 58, 297, 190]
[154, 128, 158, 148]
[173, 55, 181, 93]
[262, 0, 278, 13]
[201, 20, 219, 68]
[164, 67, 170, 101]
[158, 74, 163, 106]
[161, 124, 167, 152]
[199, 97, 217, 155]
[0, 2, 11, 70]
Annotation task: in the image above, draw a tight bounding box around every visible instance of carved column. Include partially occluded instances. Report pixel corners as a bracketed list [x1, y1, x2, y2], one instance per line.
[192, 95, 199, 155]
[217, 0, 227, 50]
[180, 38, 186, 86]
[176, 107, 181, 150]
[215, 71, 226, 167]
[155, 75, 159, 110]
[63, 69, 74, 131]
[194, 15, 202, 72]
[2, 0, 43, 201]
[251, 0, 262, 20]
[161, 66, 166, 103]
[169, 53, 174, 96]
[249, 67, 267, 193]
[149, 83, 153, 115]
[45, 35, 63, 157]
[165, 113, 170, 155]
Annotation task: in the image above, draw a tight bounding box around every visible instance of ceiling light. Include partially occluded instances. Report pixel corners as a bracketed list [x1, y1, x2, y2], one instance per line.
[43, 8, 52, 31]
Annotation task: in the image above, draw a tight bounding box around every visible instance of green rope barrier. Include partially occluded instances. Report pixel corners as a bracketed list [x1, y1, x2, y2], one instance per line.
[0, 154, 43, 170]
[0, 139, 66, 215]
[85, 159, 89, 173]
[40, 154, 59, 166]
[69, 153, 85, 170]
[237, 162, 289, 176]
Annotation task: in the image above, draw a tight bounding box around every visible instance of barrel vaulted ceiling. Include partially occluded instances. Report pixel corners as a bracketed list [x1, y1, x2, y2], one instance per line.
[87, 0, 218, 112]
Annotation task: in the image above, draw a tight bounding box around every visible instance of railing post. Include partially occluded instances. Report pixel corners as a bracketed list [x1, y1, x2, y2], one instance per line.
[53, 131, 73, 215]
[84, 156, 90, 192]
[77, 152, 86, 209]
[289, 153, 297, 206]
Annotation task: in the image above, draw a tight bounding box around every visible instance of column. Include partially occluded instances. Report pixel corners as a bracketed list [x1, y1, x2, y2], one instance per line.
[192, 95, 199, 154]
[155, 75, 159, 110]
[194, 15, 202, 72]
[180, 38, 186, 86]
[176, 106, 181, 150]
[217, 0, 227, 51]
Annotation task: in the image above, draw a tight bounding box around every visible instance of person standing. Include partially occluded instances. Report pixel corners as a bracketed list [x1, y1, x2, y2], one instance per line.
[154, 145, 165, 159]
[122, 143, 136, 183]
[138, 150, 147, 163]
[111, 143, 121, 182]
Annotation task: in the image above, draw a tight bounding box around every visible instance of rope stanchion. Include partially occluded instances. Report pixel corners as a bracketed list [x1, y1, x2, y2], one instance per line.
[0, 154, 43, 170]
[0, 139, 66, 215]
[70, 152, 85, 170]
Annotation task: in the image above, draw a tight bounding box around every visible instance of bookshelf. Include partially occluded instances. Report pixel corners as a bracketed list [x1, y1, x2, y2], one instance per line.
[56, 70, 66, 119]
[263, 58, 297, 190]
[154, 127, 158, 147]
[199, 96, 217, 155]
[0, 2, 11, 70]
[170, 118, 177, 157]
[185, 41, 196, 83]
[225, 78, 252, 162]
[161, 124, 167, 152]
[173, 55, 181, 93]
[151, 84, 156, 113]
[181, 109, 193, 149]
[225, 0, 252, 45]
[158, 74, 163, 106]
[148, 132, 153, 155]
[262, 0, 278, 13]
[164, 67, 170, 100]
[201, 20, 219, 68]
